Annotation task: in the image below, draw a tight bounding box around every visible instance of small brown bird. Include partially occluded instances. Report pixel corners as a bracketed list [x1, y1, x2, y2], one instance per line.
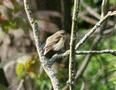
[44, 30, 67, 56]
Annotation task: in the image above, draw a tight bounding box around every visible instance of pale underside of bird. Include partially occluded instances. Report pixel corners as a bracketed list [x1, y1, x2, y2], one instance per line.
[43, 30, 67, 56]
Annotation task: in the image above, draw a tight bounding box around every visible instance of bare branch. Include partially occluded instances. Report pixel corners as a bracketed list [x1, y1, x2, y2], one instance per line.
[48, 49, 116, 66]
[48, 50, 70, 66]
[75, 11, 116, 50]
[74, 0, 111, 82]
[75, 35, 102, 81]
[23, 0, 60, 90]
[101, 0, 108, 18]
[81, 0, 114, 26]
[76, 50, 116, 55]
[69, 0, 80, 89]
[81, 0, 100, 19]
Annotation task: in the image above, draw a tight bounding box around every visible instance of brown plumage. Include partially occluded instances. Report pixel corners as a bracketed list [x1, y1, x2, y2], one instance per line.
[44, 30, 67, 55]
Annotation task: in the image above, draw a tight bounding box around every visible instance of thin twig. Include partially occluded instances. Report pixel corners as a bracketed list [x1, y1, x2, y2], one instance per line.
[69, 0, 80, 89]
[23, 0, 60, 90]
[62, 1, 116, 90]
[75, 10, 116, 50]
[81, 0, 114, 26]
[74, 0, 111, 82]
[76, 50, 116, 54]
[101, 0, 108, 18]
[48, 48, 116, 66]
[47, 49, 116, 64]
[75, 35, 102, 81]
[81, 0, 100, 19]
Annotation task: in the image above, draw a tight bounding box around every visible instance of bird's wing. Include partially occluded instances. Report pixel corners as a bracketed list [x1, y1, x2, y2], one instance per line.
[44, 35, 61, 55]
[44, 35, 61, 49]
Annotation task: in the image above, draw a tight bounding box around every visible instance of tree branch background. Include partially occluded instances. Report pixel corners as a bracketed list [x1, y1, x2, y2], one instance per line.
[0, 0, 116, 90]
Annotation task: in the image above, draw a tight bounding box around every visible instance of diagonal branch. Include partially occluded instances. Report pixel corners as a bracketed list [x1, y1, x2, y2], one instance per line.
[81, 0, 114, 26]
[74, 0, 113, 82]
[75, 11, 116, 50]
[23, 0, 60, 90]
